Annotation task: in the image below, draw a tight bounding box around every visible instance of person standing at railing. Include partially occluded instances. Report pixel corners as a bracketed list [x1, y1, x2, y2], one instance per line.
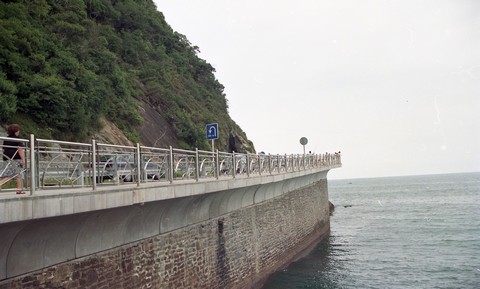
[1, 124, 25, 194]
[335, 151, 342, 164]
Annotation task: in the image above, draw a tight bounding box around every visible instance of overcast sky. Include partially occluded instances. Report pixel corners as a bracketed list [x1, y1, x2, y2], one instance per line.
[153, 0, 480, 179]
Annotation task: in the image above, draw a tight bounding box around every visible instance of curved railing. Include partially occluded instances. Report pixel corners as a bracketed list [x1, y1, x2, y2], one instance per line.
[0, 135, 341, 195]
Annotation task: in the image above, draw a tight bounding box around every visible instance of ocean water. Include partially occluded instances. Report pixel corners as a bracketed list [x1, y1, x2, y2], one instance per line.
[262, 172, 480, 289]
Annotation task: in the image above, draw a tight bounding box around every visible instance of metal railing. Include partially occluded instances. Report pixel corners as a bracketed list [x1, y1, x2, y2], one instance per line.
[0, 134, 342, 195]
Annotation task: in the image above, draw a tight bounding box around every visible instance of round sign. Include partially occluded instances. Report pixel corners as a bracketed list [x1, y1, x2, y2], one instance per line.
[299, 137, 308, 145]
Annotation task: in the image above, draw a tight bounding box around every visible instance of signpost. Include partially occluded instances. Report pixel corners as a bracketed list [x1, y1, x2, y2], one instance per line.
[299, 137, 308, 155]
[206, 123, 219, 152]
[300, 137, 308, 169]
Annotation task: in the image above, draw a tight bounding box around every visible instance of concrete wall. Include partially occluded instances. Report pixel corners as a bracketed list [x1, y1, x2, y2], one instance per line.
[0, 171, 331, 289]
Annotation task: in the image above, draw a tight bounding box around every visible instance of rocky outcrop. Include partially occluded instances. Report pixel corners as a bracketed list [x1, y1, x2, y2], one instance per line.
[91, 117, 133, 146]
[228, 130, 254, 153]
[138, 101, 178, 148]
[329, 201, 335, 216]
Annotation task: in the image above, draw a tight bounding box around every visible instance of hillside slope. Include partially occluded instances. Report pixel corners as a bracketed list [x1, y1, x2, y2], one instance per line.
[0, 0, 254, 153]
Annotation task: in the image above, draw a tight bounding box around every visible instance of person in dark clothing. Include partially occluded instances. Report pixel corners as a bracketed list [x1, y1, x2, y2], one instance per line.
[1, 124, 25, 194]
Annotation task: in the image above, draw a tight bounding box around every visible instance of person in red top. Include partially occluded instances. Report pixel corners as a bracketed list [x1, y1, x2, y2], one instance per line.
[1, 124, 25, 194]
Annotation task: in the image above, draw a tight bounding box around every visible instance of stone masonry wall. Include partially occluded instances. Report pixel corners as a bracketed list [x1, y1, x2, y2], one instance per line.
[0, 179, 330, 289]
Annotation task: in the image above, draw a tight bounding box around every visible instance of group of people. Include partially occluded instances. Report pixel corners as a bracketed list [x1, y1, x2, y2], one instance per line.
[0, 124, 25, 194]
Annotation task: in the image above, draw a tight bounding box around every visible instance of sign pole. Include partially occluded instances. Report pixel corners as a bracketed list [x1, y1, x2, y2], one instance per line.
[299, 137, 308, 168]
[206, 123, 219, 153]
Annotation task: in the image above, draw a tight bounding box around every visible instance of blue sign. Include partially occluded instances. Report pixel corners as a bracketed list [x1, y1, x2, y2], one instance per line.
[206, 123, 219, 140]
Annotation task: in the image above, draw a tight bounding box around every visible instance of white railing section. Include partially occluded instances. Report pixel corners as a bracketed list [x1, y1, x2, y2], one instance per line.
[0, 134, 341, 195]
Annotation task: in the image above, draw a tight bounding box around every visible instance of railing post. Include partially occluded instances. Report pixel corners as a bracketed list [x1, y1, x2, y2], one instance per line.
[215, 150, 219, 179]
[290, 154, 293, 172]
[136, 143, 141, 186]
[268, 154, 272, 175]
[232, 151, 236, 178]
[91, 139, 97, 191]
[29, 134, 35, 196]
[258, 154, 262, 176]
[277, 154, 280, 173]
[246, 154, 250, 177]
[195, 148, 199, 181]
[169, 146, 174, 183]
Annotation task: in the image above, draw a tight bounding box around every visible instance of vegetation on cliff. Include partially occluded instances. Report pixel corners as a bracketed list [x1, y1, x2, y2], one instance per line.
[0, 0, 253, 152]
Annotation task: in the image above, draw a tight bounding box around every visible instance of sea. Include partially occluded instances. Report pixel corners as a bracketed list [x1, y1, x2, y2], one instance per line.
[261, 172, 480, 289]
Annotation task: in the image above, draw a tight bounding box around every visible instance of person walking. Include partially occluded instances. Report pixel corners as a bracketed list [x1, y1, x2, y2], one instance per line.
[1, 124, 25, 194]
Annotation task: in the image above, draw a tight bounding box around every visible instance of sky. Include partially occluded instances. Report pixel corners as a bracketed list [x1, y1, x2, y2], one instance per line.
[153, 0, 480, 179]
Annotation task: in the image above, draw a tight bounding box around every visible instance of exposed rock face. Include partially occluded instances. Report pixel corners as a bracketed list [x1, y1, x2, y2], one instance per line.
[138, 102, 178, 148]
[92, 100, 178, 148]
[92, 117, 133, 146]
[228, 130, 253, 154]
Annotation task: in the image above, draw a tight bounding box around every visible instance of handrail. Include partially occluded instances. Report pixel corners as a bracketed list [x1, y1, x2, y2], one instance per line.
[0, 134, 342, 196]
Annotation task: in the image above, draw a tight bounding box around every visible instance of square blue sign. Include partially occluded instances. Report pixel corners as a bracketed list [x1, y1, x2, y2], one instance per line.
[206, 123, 219, 140]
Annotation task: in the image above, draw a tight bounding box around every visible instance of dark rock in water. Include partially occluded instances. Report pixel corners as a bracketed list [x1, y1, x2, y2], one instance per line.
[344, 205, 353, 208]
[329, 201, 335, 216]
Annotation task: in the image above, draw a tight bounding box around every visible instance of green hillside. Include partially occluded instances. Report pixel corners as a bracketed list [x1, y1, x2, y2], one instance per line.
[0, 0, 254, 152]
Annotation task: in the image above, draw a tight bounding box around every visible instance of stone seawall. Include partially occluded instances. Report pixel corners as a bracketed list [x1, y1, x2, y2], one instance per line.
[0, 179, 330, 289]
